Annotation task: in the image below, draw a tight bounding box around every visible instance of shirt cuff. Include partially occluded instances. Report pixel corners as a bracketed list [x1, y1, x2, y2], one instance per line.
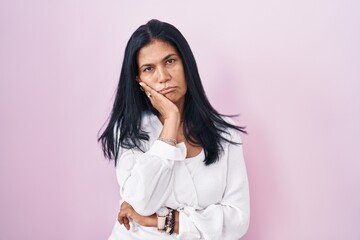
[147, 140, 187, 161]
[177, 208, 201, 240]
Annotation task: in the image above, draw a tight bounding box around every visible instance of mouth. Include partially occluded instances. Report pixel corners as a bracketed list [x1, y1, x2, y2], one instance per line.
[158, 87, 176, 94]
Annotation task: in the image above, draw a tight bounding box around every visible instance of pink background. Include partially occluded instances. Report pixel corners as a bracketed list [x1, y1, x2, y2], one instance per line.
[1, 0, 359, 239]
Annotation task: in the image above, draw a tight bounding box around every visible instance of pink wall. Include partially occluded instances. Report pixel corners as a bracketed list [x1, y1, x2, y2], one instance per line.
[1, 0, 359, 239]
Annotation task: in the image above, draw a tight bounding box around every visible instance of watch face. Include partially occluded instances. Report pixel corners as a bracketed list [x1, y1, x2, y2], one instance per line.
[156, 207, 169, 217]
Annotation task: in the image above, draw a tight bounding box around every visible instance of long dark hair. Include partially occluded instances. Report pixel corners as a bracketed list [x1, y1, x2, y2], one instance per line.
[98, 19, 246, 166]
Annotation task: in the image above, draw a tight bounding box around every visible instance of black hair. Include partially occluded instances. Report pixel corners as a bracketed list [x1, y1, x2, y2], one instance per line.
[98, 19, 246, 166]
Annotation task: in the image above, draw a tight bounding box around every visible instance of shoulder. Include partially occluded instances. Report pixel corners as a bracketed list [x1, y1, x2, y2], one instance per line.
[140, 111, 160, 131]
[139, 111, 162, 148]
[219, 116, 243, 144]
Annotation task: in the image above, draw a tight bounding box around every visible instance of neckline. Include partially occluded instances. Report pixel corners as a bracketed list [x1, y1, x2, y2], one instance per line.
[186, 148, 204, 161]
[152, 113, 204, 161]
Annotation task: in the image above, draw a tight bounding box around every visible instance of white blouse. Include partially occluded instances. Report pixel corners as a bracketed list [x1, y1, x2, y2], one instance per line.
[108, 112, 250, 240]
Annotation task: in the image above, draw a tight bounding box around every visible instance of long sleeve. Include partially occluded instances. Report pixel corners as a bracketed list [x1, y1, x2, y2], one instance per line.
[177, 130, 250, 240]
[116, 140, 187, 216]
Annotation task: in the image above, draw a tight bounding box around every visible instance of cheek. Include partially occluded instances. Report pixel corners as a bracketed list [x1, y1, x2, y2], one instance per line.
[173, 67, 186, 86]
[178, 75, 186, 90]
[139, 77, 156, 88]
[180, 74, 187, 91]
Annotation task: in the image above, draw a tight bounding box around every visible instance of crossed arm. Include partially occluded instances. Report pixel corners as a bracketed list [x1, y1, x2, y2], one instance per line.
[117, 201, 179, 234]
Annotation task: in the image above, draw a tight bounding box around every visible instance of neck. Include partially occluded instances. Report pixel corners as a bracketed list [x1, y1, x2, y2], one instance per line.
[175, 99, 185, 120]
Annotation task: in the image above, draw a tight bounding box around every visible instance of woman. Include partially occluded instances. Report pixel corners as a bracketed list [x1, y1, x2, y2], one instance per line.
[98, 19, 250, 240]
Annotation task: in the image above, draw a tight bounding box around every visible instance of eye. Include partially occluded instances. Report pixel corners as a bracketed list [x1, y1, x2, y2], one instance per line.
[143, 67, 153, 72]
[166, 59, 175, 64]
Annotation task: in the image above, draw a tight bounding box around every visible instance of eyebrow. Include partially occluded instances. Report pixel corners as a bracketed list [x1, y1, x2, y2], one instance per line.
[139, 53, 178, 69]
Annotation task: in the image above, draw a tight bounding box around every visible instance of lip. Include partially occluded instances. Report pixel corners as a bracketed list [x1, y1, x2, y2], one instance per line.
[159, 87, 176, 94]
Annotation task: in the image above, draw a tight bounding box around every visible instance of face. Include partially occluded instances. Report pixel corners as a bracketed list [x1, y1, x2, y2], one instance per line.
[137, 40, 187, 105]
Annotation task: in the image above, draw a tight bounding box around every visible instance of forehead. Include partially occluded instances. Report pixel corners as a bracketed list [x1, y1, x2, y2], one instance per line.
[137, 40, 178, 64]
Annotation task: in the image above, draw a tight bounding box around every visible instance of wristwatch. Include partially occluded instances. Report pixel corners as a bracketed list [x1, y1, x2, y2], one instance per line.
[156, 207, 169, 232]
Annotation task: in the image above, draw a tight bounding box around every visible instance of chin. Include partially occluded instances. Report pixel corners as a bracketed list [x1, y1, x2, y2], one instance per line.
[166, 97, 177, 103]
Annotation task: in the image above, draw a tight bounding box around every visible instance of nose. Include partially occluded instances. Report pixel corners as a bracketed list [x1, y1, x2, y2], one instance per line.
[157, 66, 171, 83]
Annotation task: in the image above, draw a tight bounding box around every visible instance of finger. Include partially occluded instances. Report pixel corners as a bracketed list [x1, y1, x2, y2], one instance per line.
[118, 217, 130, 230]
[118, 208, 129, 224]
[123, 217, 130, 230]
[139, 82, 157, 97]
[118, 214, 124, 225]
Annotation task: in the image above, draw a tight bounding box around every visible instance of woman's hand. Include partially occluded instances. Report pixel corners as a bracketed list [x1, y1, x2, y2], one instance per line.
[118, 201, 157, 230]
[139, 82, 180, 121]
